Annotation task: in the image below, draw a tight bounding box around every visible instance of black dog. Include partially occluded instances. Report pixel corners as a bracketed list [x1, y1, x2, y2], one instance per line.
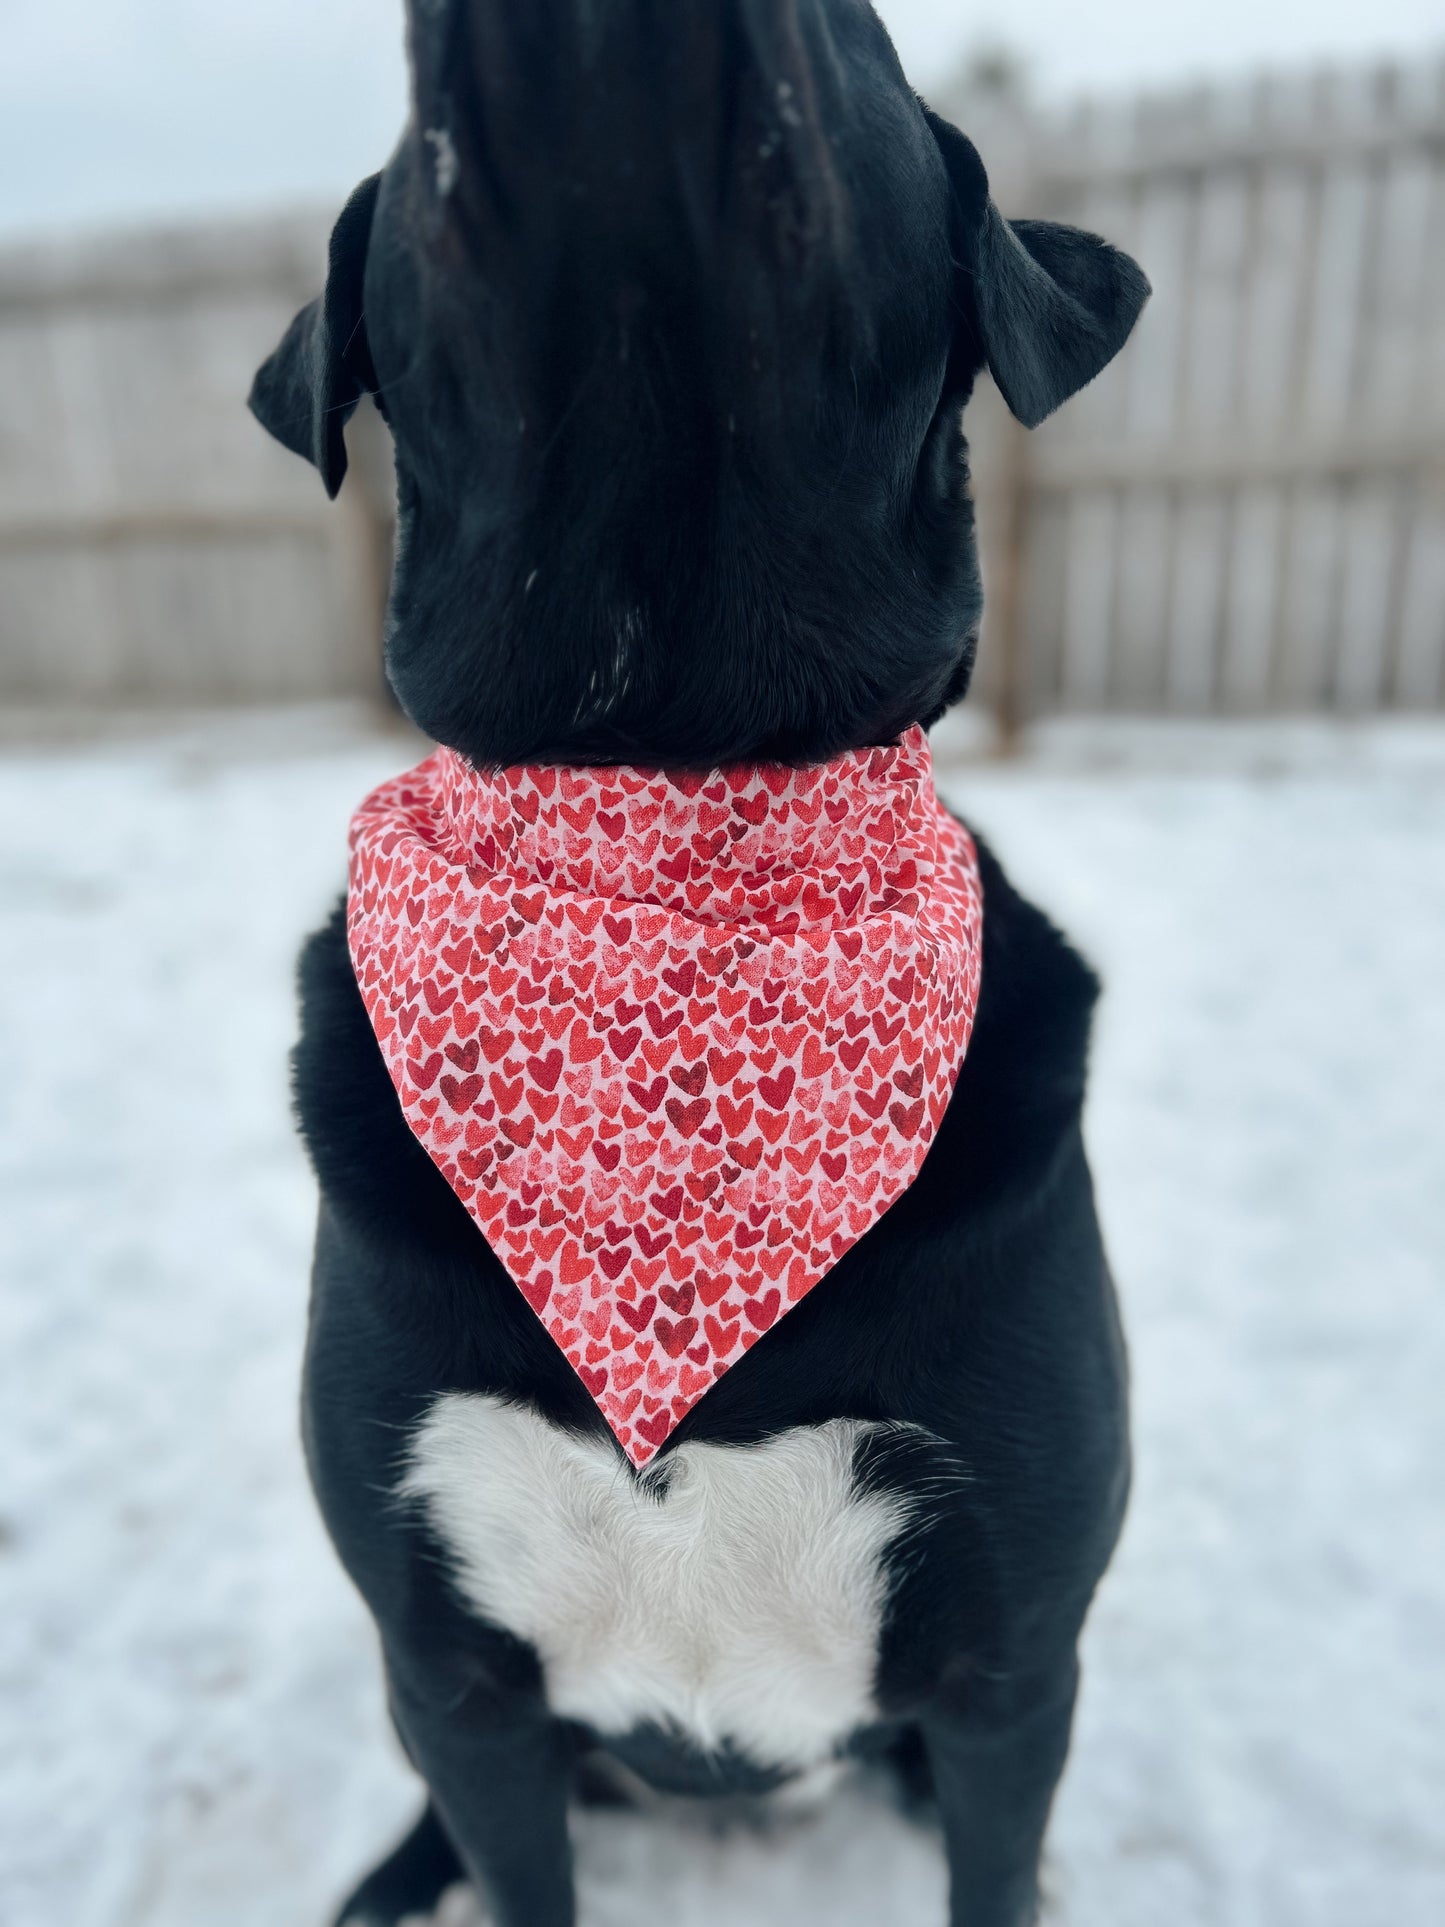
[250, 5, 1147, 1923]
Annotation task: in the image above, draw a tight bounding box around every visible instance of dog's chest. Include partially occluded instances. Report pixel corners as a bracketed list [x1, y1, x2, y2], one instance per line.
[401, 1398, 910, 1771]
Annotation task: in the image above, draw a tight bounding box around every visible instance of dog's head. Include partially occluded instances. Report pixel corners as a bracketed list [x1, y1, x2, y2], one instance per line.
[251, 0, 1147, 766]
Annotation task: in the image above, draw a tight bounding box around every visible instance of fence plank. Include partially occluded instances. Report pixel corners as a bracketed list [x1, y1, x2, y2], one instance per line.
[1168, 491, 1227, 710]
[954, 52, 1445, 721]
[1221, 484, 1285, 710]
[6, 59, 1443, 717]
[1395, 492, 1445, 704]
[0, 213, 387, 704]
[1060, 490, 1119, 708]
[1113, 487, 1173, 708]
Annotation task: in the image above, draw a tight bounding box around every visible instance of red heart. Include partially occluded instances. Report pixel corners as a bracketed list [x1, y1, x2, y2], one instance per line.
[439, 1073, 483, 1112]
[650, 1186, 684, 1222]
[636, 1410, 672, 1450]
[655, 1315, 698, 1360]
[521, 1271, 553, 1315]
[628, 1076, 668, 1113]
[665, 1097, 710, 1137]
[704, 1315, 740, 1353]
[744, 1288, 781, 1330]
[615, 1293, 657, 1332]
[756, 1066, 796, 1110]
[723, 1136, 762, 1171]
[527, 1049, 564, 1092]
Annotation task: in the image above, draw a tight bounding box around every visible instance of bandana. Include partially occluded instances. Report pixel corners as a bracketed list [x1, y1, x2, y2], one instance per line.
[348, 725, 982, 1465]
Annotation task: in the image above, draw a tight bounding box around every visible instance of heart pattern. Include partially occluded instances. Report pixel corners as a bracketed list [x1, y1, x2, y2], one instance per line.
[348, 725, 982, 1465]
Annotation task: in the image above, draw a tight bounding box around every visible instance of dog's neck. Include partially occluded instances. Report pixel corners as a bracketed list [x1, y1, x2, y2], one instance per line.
[424, 727, 943, 928]
[347, 720, 982, 1463]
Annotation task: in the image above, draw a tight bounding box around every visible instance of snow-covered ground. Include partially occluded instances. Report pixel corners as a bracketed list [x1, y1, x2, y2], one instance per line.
[2, 711, 1443, 1927]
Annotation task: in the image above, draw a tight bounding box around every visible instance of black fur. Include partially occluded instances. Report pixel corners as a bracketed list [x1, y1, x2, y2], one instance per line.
[247, 174, 382, 498]
[252, 5, 1146, 1923]
[295, 840, 1128, 1927]
[250, 1, 1146, 772]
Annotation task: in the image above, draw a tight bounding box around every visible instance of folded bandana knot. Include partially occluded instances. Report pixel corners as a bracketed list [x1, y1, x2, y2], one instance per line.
[432, 728, 944, 928]
[349, 725, 983, 1465]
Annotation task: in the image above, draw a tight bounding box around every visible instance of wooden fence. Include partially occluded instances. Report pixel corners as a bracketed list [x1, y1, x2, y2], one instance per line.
[964, 57, 1445, 725]
[2, 55, 1443, 717]
[0, 214, 392, 705]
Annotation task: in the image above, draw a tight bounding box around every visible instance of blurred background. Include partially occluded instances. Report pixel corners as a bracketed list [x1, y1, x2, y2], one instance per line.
[2, 0, 1444, 719]
[2, 6, 1443, 1927]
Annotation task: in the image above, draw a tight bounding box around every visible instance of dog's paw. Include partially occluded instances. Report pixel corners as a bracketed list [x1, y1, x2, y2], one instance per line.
[330, 1802, 471, 1927]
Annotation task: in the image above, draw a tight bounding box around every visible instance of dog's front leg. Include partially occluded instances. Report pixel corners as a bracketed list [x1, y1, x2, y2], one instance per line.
[922, 1659, 1078, 1927]
[387, 1665, 576, 1927]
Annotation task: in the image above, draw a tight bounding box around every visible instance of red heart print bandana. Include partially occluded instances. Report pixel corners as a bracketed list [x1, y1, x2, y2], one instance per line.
[348, 725, 982, 1466]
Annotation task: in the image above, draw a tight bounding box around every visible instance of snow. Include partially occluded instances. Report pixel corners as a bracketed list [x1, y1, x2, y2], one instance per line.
[2, 710, 1442, 1927]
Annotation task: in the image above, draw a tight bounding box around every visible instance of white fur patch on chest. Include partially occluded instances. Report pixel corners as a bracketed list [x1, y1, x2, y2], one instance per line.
[399, 1397, 913, 1771]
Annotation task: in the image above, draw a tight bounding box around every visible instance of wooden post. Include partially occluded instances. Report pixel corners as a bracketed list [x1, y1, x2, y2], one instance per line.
[989, 417, 1033, 748]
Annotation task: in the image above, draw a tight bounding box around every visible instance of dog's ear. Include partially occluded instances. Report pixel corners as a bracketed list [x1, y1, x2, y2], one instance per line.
[925, 108, 1150, 428]
[248, 175, 382, 497]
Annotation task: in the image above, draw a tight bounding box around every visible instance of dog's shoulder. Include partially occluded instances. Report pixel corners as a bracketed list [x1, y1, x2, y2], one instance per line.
[944, 822, 1100, 1202]
[293, 897, 478, 1252]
